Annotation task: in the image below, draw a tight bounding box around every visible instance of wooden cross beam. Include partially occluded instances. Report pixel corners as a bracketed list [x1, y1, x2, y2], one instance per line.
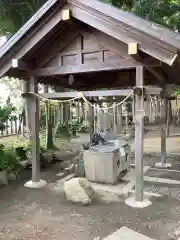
[12, 58, 161, 77]
[38, 87, 162, 100]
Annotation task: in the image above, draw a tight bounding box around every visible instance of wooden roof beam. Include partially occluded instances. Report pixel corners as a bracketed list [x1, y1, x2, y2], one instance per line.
[26, 58, 160, 77]
[40, 86, 162, 99]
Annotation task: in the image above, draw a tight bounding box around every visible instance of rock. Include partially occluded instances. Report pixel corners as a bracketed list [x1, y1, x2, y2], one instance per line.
[0, 170, 9, 185]
[9, 172, 17, 181]
[64, 178, 96, 205]
[168, 227, 180, 240]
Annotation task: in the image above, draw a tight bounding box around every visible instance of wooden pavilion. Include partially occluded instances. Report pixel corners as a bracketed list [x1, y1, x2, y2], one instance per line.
[1, 0, 180, 207]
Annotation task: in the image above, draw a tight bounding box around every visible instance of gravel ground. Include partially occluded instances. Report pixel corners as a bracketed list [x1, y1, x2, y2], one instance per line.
[0, 163, 180, 240]
[1, 133, 180, 240]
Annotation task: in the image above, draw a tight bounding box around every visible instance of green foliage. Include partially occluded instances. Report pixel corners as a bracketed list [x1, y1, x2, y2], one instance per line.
[175, 90, 180, 96]
[70, 119, 89, 134]
[0, 145, 20, 171]
[55, 123, 71, 138]
[0, 0, 46, 34]
[15, 146, 30, 161]
[104, 0, 180, 32]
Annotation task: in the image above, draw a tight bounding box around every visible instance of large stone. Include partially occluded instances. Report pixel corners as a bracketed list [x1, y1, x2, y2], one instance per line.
[64, 178, 96, 205]
[169, 226, 180, 240]
[0, 170, 9, 185]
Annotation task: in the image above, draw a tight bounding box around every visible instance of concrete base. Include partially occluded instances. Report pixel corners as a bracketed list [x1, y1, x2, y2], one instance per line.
[125, 197, 152, 208]
[155, 162, 172, 168]
[103, 226, 153, 240]
[24, 180, 47, 188]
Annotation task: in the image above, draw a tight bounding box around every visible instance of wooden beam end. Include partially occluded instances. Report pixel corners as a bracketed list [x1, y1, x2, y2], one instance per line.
[169, 53, 178, 66]
[62, 9, 71, 21]
[128, 42, 138, 55]
[12, 59, 18, 68]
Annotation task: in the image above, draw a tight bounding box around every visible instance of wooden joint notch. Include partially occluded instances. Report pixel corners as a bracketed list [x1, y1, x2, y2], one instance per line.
[133, 86, 145, 96]
[128, 42, 138, 55]
[62, 9, 71, 21]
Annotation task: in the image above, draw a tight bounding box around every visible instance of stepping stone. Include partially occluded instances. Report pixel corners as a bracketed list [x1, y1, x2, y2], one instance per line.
[103, 226, 154, 240]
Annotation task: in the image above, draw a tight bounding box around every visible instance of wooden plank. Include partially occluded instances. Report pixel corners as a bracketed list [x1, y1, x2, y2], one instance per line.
[69, 4, 177, 65]
[145, 86, 162, 94]
[80, 29, 129, 58]
[29, 59, 160, 77]
[42, 89, 133, 99]
[144, 176, 180, 185]
[40, 87, 161, 99]
[37, 26, 80, 67]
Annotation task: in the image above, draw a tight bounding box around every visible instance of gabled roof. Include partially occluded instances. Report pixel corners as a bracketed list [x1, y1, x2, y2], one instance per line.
[76, 0, 180, 49]
[0, 0, 180, 84]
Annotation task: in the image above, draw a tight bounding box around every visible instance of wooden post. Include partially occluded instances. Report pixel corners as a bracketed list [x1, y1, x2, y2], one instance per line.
[135, 66, 144, 202]
[166, 100, 171, 137]
[155, 92, 171, 168]
[30, 77, 40, 182]
[23, 80, 31, 138]
[118, 105, 122, 133]
[24, 77, 47, 188]
[132, 95, 135, 123]
[88, 100, 94, 143]
[44, 85, 49, 147]
[161, 98, 167, 164]
[126, 66, 151, 208]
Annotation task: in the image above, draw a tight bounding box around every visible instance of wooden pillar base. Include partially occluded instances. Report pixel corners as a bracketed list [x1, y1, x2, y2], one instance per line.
[125, 197, 152, 208]
[24, 180, 47, 189]
[155, 162, 172, 168]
